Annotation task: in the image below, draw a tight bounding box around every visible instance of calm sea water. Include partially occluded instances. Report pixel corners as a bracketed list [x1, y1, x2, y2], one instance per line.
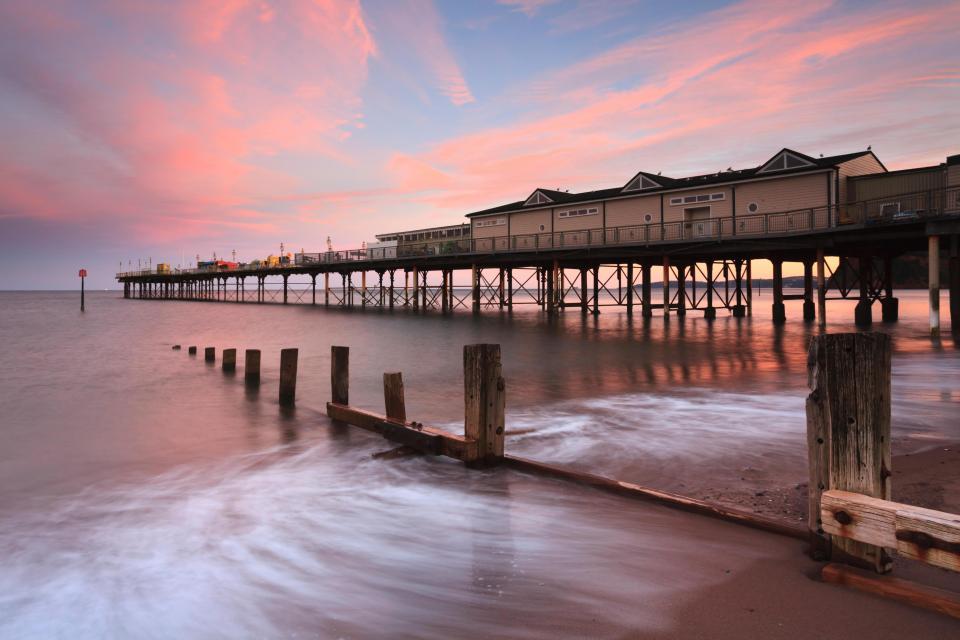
[0, 290, 957, 638]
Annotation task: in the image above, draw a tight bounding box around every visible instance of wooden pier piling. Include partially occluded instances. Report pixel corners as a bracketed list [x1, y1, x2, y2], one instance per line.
[929, 235, 940, 337]
[383, 372, 406, 422]
[331, 346, 349, 405]
[807, 332, 892, 572]
[279, 348, 298, 405]
[204, 347, 215, 362]
[222, 348, 236, 372]
[463, 344, 506, 466]
[188, 346, 197, 355]
[245, 349, 261, 384]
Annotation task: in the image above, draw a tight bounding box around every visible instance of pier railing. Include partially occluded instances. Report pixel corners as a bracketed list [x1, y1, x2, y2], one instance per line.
[118, 186, 959, 278]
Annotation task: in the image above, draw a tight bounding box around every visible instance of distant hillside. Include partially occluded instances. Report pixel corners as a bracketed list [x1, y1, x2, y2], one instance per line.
[751, 252, 947, 290]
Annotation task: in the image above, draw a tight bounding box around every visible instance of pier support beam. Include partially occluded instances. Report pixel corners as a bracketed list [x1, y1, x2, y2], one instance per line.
[412, 265, 419, 310]
[591, 265, 599, 315]
[472, 265, 481, 313]
[733, 259, 746, 318]
[704, 261, 716, 319]
[662, 257, 670, 317]
[389, 270, 395, 309]
[641, 263, 652, 318]
[817, 249, 827, 328]
[283, 274, 288, 305]
[441, 270, 449, 313]
[626, 263, 634, 315]
[929, 235, 941, 337]
[746, 259, 753, 316]
[855, 253, 873, 326]
[950, 235, 960, 339]
[676, 265, 686, 316]
[881, 255, 898, 323]
[803, 260, 815, 322]
[771, 259, 785, 324]
[324, 272, 330, 307]
[580, 267, 588, 314]
[506, 267, 513, 311]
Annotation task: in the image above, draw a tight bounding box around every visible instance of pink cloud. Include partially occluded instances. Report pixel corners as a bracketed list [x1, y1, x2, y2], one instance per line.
[388, 0, 960, 215]
[498, 0, 556, 18]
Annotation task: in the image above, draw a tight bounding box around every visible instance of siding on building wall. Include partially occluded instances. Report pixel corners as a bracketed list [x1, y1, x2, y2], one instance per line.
[605, 194, 661, 227]
[735, 173, 829, 215]
[948, 165, 960, 188]
[838, 154, 885, 204]
[471, 216, 507, 239]
[509, 208, 552, 235]
[848, 168, 944, 202]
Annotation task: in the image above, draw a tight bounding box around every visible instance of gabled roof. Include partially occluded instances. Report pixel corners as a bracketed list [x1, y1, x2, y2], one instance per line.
[466, 148, 883, 217]
[623, 171, 671, 193]
[523, 188, 575, 206]
[757, 148, 817, 173]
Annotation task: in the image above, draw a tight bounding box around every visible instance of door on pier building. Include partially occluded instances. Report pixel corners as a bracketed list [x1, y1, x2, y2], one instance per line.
[684, 206, 712, 238]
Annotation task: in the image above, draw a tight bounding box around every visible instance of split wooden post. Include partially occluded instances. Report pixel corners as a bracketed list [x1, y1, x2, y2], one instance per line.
[244, 349, 261, 384]
[383, 372, 406, 423]
[807, 332, 892, 572]
[222, 348, 236, 372]
[463, 344, 506, 466]
[204, 347, 215, 362]
[331, 345, 349, 405]
[279, 348, 298, 405]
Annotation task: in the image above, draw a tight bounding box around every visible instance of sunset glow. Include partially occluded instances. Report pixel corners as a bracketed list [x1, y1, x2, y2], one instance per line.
[1, 0, 958, 287]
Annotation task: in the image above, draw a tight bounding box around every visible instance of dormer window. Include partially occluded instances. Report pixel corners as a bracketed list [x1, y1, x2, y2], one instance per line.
[623, 173, 662, 192]
[758, 150, 815, 173]
[524, 190, 554, 206]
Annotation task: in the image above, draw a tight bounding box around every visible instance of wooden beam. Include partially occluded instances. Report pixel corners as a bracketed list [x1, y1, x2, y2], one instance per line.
[821, 563, 960, 620]
[383, 372, 406, 423]
[326, 402, 476, 460]
[503, 455, 806, 540]
[821, 490, 960, 572]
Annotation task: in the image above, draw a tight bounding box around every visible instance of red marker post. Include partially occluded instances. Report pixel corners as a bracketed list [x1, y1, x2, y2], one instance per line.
[79, 268, 87, 311]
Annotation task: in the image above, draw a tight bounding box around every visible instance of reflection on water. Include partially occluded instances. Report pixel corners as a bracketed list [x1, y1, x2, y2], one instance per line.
[0, 290, 956, 637]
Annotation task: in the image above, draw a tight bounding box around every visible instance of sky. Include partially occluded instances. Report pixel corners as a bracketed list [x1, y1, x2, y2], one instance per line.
[0, 0, 958, 289]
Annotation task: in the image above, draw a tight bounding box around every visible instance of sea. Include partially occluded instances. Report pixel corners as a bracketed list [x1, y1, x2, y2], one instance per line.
[0, 289, 957, 638]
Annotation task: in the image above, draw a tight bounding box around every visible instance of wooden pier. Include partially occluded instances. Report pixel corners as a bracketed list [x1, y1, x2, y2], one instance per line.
[120, 189, 960, 334]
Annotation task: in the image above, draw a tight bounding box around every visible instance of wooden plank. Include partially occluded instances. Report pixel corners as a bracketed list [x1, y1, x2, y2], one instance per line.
[806, 332, 892, 572]
[463, 344, 505, 465]
[822, 490, 960, 572]
[331, 346, 349, 405]
[383, 372, 406, 423]
[502, 455, 806, 541]
[326, 402, 477, 460]
[821, 563, 960, 620]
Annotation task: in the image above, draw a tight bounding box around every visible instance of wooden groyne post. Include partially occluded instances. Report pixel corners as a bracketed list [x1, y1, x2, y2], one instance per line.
[331, 346, 349, 405]
[279, 348, 298, 405]
[383, 372, 406, 422]
[188, 345, 197, 355]
[204, 347, 215, 362]
[222, 348, 236, 372]
[807, 332, 892, 572]
[245, 349, 261, 384]
[463, 344, 506, 466]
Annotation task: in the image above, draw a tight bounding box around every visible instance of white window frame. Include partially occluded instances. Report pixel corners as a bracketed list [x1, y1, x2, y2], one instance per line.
[474, 217, 506, 228]
[669, 192, 725, 206]
[558, 206, 599, 219]
[880, 202, 900, 216]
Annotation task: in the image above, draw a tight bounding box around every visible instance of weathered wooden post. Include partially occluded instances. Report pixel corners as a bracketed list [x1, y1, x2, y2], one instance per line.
[204, 347, 215, 362]
[803, 259, 815, 321]
[662, 257, 670, 316]
[807, 332, 892, 573]
[222, 348, 236, 372]
[817, 248, 827, 327]
[580, 267, 588, 314]
[771, 259, 785, 324]
[472, 265, 481, 313]
[188, 346, 197, 355]
[331, 345, 349, 405]
[244, 349, 261, 384]
[641, 263, 652, 318]
[383, 372, 406, 423]
[463, 344, 506, 466]
[279, 348, 298, 405]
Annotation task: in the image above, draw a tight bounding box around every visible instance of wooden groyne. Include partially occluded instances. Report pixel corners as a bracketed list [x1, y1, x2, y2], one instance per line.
[179, 333, 960, 618]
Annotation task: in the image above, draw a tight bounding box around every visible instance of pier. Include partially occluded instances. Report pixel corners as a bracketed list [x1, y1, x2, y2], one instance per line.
[118, 188, 960, 334]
